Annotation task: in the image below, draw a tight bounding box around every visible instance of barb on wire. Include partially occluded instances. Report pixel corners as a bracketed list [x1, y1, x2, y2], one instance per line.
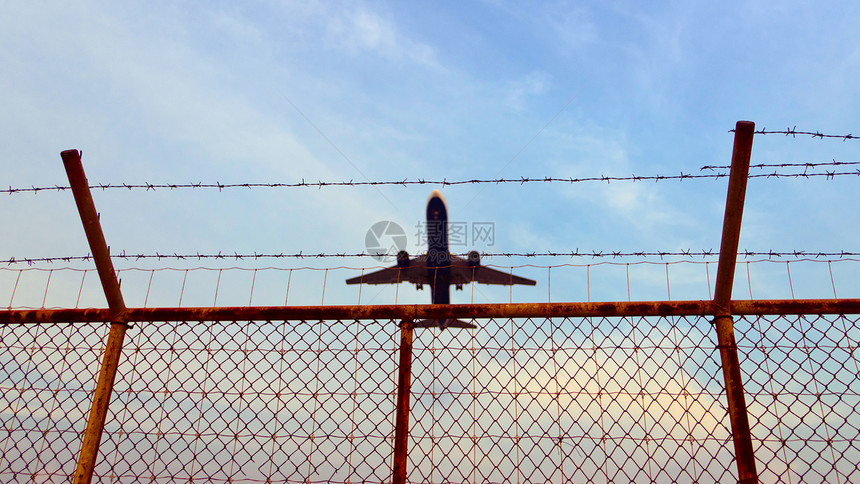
[5, 250, 860, 266]
[701, 160, 860, 171]
[730, 125, 857, 140]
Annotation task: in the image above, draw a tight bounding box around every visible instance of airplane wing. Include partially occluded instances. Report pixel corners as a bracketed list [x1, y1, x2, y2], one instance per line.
[449, 255, 537, 286]
[345, 255, 433, 285]
[414, 318, 477, 329]
[346, 254, 536, 286]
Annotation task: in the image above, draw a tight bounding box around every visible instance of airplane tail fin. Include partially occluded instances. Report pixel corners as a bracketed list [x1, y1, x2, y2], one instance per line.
[414, 318, 476, 330]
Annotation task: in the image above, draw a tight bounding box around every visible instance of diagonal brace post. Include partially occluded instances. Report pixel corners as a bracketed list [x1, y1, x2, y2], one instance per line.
[712, 122, 758, 483]
[61, 150, 129, 484]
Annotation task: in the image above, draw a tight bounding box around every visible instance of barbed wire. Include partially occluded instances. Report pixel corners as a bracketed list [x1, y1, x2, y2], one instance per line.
[731, 126, 857, 140]
[0, 173, 726, 194]
[4, 168, 860, 195]
[747, 171, 860, 180]
[4, 249, 860, 266]
[701, 160, 860, 171]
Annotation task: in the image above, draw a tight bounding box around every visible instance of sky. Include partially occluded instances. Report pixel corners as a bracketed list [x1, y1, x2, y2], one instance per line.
[2, 0, 860, 308]
[3, 3, 860, 481]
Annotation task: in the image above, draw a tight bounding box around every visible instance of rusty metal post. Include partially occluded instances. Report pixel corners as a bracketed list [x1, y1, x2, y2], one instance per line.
[61, 150, 129, 484]
[392, 319, 414, 484]
[713, 122, 758, 484]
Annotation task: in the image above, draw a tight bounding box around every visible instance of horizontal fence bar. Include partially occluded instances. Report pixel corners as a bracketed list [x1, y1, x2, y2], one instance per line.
[3, 299, 860, 324]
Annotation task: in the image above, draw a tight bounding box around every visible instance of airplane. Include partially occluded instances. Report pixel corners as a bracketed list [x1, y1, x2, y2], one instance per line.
[346, 189, 536, 329]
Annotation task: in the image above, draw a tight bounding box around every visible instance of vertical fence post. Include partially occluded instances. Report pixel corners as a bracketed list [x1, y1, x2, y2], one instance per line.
[712, 122, 759, 483]
[392, 319, 414, 484]
[61, 150, 129, 484]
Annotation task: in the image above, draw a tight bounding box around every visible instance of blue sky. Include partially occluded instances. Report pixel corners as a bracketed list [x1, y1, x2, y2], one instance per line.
[2, 1, 860, 308]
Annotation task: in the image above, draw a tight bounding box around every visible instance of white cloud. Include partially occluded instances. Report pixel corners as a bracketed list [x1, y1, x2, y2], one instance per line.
[324, 7, 439, 67]
[351, 10, 395, 51]
[502, 71, 553, 112]
[207, 8, 264, 44]
[481, 0, 597, 50]
[542, 2, 598, 48]
[0, 1, 413, 270]
[477, 329, 724, 443]
[539, 121, 708, 244]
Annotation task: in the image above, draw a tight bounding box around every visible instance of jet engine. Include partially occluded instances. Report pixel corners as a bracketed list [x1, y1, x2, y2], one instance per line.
[396, 250, 410, 268]
[467, 250, 481, 267]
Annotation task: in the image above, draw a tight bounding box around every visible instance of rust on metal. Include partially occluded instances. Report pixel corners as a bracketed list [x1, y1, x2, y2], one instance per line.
[61, 150, 126, 319]
[3, 299, 860, 325]
[62, 150, 130, 484]
[391, 319, 414, 484]
[711, 121, 759, 484]
[713, 122, 755, 316]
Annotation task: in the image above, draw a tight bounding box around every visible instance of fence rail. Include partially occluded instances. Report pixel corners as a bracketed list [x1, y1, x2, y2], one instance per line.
[3, 298, 860, 324]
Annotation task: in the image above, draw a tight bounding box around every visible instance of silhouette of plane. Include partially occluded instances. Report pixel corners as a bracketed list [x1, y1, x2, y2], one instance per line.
[346, 190, 536, 329]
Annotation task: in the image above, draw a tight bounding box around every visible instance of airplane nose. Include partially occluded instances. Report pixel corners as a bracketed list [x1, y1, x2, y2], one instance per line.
[427, 189, 448, 208]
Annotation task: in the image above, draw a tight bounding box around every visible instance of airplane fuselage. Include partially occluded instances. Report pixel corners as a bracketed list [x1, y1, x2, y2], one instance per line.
[426, 191, 451, 304]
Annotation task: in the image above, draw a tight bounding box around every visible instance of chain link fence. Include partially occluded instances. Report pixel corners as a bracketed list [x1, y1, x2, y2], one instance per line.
[3, 313, 858, 483]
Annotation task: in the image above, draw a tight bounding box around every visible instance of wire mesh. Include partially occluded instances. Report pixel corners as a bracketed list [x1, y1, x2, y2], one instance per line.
[3, 313, 859, 482]
[407, 316, 734, 483]
[0, 322, 108, 482]
[739, 314, 860, 482]
[4, 257, 860, 312]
